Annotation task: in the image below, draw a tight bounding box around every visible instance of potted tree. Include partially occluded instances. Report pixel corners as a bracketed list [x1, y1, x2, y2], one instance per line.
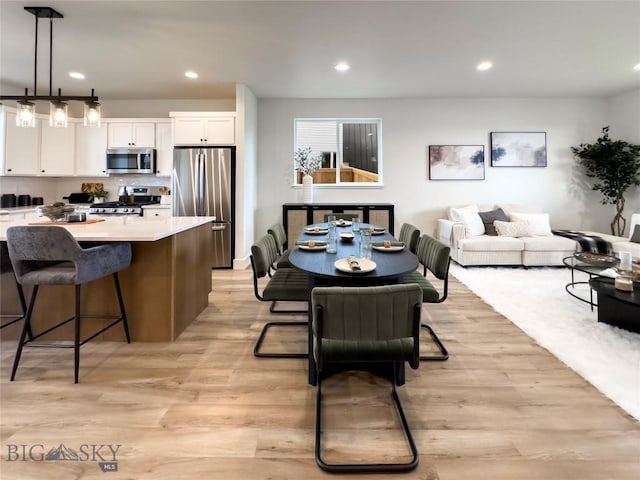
[571, 126, 640, 236]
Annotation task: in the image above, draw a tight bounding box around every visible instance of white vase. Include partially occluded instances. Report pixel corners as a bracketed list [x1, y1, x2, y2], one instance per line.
[302, 174, 313, 204]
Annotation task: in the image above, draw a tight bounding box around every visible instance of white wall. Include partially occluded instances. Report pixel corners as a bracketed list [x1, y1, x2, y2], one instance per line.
[607, 88, 640, 143]
[257, 96, 640, 239]
[100, 99, 235, 118]
[234, 85, 258, 268]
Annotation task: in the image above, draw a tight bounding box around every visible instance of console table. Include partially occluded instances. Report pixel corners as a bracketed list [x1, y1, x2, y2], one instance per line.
[282, 203, 394, 248]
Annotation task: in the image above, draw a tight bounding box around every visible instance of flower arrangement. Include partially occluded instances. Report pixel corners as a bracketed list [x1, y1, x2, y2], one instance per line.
[294, 146, 321, 176]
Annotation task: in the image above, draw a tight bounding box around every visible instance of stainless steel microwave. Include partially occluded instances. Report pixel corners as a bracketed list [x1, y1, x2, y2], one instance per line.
[106, 148, 156, 174]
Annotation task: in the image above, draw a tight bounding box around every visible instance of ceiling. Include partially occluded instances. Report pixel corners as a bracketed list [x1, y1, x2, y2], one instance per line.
[1, 0, 639, 102]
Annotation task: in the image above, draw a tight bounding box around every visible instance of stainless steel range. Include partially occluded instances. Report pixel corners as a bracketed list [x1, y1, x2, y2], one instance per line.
[88, 185, 163, 216]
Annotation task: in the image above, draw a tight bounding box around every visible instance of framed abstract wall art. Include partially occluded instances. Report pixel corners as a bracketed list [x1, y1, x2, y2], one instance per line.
[428, 145, 485, 180]
[490, 132, 547, 167]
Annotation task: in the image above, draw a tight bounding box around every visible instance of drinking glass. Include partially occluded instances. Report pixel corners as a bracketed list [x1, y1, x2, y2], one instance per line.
[360, 229, 372, 259]
[352, 218, 360, 235]
[327, 215, 337, 236]
[326, 233, 338, 254]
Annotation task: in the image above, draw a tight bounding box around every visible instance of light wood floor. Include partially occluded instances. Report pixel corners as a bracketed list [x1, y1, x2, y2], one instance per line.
[1, 269, 639, 479]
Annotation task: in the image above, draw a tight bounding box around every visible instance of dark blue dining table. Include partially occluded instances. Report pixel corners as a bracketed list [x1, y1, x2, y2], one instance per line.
[288, 223, 420, 385]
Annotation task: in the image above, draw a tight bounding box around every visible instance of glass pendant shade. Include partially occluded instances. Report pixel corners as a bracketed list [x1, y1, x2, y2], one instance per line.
[16, 101, 36, 128]
[49, 101, 68, 128]
[83, 101, 101, 127]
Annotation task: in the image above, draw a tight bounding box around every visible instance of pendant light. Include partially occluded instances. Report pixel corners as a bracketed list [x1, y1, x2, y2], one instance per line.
[0, 7, 101, 128]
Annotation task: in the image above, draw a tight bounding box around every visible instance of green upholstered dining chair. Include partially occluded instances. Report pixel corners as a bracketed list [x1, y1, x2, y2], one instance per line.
[402, 234, 451, 361]
[267, 223, 293, 270]
[311, 284, 422, 473]
[6, 226, 132, 383]
[398, 223, 421, 254]
[250, 234, 309, 358]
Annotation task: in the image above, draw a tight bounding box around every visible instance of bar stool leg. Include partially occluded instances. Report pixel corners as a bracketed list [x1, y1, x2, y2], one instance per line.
[11, 285, 38, 381]
[74, 285, 81, 384]
[113, 273, 131, 343]
[15, 281, 33, 340]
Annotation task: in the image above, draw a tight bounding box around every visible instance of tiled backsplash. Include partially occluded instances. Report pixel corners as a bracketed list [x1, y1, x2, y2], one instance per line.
[0, 175, 171, 205]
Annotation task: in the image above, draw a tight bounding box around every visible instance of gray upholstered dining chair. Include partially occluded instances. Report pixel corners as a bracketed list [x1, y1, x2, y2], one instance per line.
[402, 234, 451, 361]
[6, 226, 132, 383]
[0, 242, 28, 335]
[250, 234, 309, 358]
[267, 223, 293, 270]
[311, 284, 422, 473]
[398, 223, 420, 254]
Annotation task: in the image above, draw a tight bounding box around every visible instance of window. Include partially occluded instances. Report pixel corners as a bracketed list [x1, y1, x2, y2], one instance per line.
[294, 118, 382, 186]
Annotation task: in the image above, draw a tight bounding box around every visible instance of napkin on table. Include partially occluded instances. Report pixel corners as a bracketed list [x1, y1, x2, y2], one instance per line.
[370, 241, 405, 248]
[347, 255, 361, 271]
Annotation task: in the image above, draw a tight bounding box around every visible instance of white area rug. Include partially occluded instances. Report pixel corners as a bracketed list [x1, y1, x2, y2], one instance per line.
[450, 264, 640, 421]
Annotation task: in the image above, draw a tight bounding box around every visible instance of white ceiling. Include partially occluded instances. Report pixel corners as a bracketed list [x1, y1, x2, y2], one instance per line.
[1, 0, 639, 101]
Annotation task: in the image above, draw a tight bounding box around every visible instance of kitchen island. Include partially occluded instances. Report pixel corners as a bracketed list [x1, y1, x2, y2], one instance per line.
[0, 216, 215, 342]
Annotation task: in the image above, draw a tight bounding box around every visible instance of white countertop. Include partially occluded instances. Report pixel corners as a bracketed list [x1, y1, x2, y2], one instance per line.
[0, 216, 216, 242]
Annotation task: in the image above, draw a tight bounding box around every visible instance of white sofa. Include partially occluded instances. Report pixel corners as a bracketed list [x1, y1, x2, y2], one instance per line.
[437, 204, 577, 266]
[437, 205, 640, 267]
[582, 213, 640, 260]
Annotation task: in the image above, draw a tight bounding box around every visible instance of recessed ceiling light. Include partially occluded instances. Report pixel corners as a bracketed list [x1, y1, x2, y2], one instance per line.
[634, 63, 640, 71]
[335, 62, 350, 72]
[185, 71, 199, 79]
[477, 61, 493, 71]
[69, 72, 85, 79]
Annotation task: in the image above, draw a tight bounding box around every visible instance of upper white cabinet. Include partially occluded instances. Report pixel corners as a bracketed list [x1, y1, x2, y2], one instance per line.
[40, 121, 75, 175]
[171, 112, 235, 145]
[1, 111, 41, 175]
[107, 122, 155, 148]
[75, 123, 108, 176]
[155, 122, 173, 176]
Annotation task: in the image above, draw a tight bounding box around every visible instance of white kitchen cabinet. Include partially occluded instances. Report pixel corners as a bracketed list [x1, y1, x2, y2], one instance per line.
[155, 122, 173, 176]
[107, 122, 155, 148]
[40, 121, 75, 175]
[143, 206, 172, 218]
[172, 115, 235, 145]
[75, 124, 108, 176]
[2, 111, 40, 175]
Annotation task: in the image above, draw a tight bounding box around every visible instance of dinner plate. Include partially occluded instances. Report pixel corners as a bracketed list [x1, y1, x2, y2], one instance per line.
[370, 230, 386, 235]
[372, 245, 404, 252]
[298, 244, 327, 251]
[334, 258, 377, 274]
[304, 227, 329, 235]
[335, 220, 352, 227]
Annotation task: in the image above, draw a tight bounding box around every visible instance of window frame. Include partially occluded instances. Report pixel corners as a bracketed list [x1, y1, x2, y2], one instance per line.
[293, 117, 383, 187]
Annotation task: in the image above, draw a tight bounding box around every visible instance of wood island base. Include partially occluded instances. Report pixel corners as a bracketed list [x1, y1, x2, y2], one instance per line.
[0, 222, 213, 342]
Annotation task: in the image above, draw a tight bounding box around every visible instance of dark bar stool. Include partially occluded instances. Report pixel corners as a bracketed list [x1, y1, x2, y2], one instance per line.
[0, 242, 29, 334]
[6, 226, 132, 383]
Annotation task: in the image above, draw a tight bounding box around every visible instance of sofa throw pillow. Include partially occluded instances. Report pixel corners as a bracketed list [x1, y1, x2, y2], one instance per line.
[629, 214, 640, 241]
[494, 220, 531, 238]
[478, 208, 508, 236]
[509, 212, 553, 236]
[631, 224, 640, 243]
[450, 204, 486, 236]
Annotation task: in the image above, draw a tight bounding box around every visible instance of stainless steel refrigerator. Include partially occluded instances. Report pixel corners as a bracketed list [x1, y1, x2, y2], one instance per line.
[172, 146, 235, 268]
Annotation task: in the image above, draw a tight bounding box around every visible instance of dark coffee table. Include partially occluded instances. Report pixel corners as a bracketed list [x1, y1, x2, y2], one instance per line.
[588, 277, 639, 333]
[563, 253, 620, 310]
